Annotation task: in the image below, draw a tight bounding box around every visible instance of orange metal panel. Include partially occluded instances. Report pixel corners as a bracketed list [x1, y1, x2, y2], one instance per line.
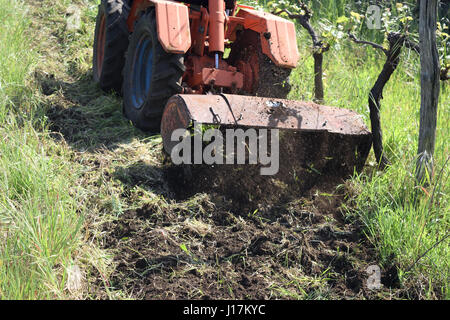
[201, 68, 244, 88]
[127, 0, 191, 53]
[237, 8, 299, 68]
[153, 0, 191, 54]
[190, 7, 209, 56]
[184, 55, 243, 91]
[208, 0, 226, 53]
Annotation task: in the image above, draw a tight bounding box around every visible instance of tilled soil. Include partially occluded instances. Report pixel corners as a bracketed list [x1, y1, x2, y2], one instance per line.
[101, 161, 399, 299]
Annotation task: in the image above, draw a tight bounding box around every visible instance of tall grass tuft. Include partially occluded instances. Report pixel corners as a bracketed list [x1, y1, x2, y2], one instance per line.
[349, 156, 449, 298]
[0, 0, 84, 299]
[0, 1, 35, 121]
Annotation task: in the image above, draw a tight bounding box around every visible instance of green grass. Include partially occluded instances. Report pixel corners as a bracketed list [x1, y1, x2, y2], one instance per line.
[350, 156, 449, 299]
[0, 0, 35, 121]
[0, 0, 86, 299]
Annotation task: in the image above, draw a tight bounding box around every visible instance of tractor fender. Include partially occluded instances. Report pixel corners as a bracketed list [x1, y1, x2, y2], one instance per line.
[127, 0, 191, 54]
[236, 8, 300, 68]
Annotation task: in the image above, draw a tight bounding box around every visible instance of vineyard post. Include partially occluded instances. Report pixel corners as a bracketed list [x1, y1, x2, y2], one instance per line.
[416, 0, 440, 185]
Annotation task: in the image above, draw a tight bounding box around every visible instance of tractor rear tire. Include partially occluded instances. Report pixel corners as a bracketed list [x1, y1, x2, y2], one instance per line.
[93, 0, 130, 94]
[228, 29, 292, 99]
[122, 9, 185, 132]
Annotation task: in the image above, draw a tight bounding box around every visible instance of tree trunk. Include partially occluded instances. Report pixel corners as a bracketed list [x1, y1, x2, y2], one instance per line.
[416, 0, 440, 185]
[313, 52, 324, 103]
[368, 33, 404, 168]
[272, 6, 329, 103]
[298, 17, 327, 103]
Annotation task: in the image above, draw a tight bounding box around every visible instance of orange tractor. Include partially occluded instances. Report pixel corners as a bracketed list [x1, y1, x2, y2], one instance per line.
[93, 0, 372, 173]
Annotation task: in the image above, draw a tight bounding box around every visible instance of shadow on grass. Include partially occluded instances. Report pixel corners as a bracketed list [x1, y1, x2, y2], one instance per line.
[113, 159, 174, 197]
[35, 70, 147, 151]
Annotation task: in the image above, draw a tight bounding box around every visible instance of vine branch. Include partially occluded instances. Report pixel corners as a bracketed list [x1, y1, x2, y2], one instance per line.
[272, 4, 329, 103]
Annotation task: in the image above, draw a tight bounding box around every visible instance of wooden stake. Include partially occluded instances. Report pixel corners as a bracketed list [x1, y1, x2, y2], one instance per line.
[416, 0, 440, 185]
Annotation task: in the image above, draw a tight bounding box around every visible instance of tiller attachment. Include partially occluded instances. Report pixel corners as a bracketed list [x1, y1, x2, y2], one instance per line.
[161, 94, 372, 174]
